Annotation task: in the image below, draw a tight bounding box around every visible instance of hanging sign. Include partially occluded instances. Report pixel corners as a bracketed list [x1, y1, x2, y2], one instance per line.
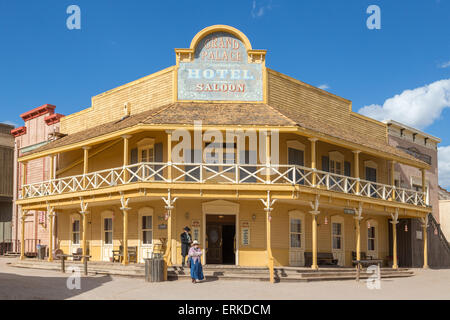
[178, 32, 263, 101]
[241, 220, 250, 246]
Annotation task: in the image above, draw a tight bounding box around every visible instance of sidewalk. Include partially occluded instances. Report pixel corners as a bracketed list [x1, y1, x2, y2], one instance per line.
[0, 257, 449, 300]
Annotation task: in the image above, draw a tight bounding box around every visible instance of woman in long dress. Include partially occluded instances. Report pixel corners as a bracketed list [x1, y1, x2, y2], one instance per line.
[188, 240, 204, 283]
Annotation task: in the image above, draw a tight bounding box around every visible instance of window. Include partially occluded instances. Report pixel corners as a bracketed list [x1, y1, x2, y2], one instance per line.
[137, 138, 156, 179]
[368, 226, 376, 251]
[290, 218, 302, 248]
[142, 215, 153, 245]
[329, 152, 344, 175]
[139, 147, 154, 163]
[72, 219, 80, 244]
[332, 223, 342, 249]
[104, 218, 113, 245]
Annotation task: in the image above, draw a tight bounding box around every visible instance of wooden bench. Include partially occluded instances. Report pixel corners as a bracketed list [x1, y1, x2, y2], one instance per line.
[112, 246, 138, 263]
[304, 252, 338, 267]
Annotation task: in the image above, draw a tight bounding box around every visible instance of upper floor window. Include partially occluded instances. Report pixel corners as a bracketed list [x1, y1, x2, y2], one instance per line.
[137, 138, 156, 163]
[329, 151, 344, 175]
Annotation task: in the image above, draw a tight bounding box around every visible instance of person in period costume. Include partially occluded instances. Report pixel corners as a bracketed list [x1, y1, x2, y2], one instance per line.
[188, 240, 204, 283]
[180, 226, 192, 267]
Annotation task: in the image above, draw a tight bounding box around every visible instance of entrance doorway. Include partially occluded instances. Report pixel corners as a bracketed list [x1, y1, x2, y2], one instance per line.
[206, 214, 236, 265]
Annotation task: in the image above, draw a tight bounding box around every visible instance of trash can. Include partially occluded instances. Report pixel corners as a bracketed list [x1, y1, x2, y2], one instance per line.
[37, 245, 47, 260]
[144, 258, 165, 282]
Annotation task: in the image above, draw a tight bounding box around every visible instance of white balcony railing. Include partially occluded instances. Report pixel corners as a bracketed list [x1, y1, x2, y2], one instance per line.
[21, 162, 427, 206]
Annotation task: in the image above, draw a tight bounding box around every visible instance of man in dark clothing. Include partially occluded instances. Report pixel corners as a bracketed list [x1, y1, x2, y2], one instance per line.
[181, 226, 192, 267]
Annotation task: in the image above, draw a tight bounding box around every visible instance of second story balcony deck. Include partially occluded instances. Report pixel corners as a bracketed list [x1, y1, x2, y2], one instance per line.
[20, 161, 428, 207]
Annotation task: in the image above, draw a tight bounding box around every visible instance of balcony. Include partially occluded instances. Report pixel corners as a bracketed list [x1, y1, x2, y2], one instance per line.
[20, 162, 427, 207]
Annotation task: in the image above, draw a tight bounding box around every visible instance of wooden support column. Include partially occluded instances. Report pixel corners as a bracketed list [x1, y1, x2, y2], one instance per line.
[49, 155, 55, 193]
[354, 203, 363, 261]
[390, 209, 399, 269]
[47, 206, 55, 262]
[421, 168, 427, 205]
[162, 190, 178, 280]
[79, 199, 89, 263]
[122, 135, 131, 182]
[21, 162, 27, 198]
[20, 209, 27, 260]
[309, 195, 320, 270]
[265, 132, 271, 183]
[422, 215, 429, 269]
[390, 161, 396, 200]
[82, 146, 91, 189]
[309, 138, 318, 186]
[166, 130, 173, 182]
[353, 151, 360, 194]
[260, 191, 277, 283]
[120, 196, 131, 265]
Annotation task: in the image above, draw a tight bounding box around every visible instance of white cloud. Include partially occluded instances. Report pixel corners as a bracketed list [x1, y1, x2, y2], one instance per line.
[318, 84, 330, 90]
[358, 79, 450, 130]
[251, 0, 272, 18]
[439, 61, 450, 69]
[439, 146, 450, 189]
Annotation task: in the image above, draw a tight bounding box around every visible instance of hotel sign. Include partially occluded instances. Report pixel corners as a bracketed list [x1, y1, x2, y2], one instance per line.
[178, 32, 263, 101]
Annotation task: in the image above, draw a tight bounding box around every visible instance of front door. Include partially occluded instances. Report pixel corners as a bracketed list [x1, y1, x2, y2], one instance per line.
[102, 214, 114, 262]
[331, 216, 345, 266]
[206, 224, 222, 264]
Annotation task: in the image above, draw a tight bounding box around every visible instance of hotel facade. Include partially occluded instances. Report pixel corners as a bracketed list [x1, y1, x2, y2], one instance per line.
[15, 25, 436, 282]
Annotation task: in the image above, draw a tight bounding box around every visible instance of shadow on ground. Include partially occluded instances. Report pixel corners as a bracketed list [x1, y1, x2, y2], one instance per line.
[0, 271, 113, 300]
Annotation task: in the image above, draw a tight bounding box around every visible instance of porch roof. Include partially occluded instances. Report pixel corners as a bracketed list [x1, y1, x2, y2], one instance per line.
[20, 102, 427, 168]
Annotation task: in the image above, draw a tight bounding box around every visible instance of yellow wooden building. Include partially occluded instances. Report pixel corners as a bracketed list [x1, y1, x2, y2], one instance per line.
[16, 25, 431, 282]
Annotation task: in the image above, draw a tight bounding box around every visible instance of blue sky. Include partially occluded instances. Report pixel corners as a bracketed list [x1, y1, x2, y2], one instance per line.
[0, 0, 449, 187]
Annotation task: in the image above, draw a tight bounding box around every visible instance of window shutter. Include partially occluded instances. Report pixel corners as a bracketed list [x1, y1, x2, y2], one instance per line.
[130, 148, 138, 164]
[322, 156, 330, 172]
[154, 143, 163, 181]
[344, 161, 351, 177]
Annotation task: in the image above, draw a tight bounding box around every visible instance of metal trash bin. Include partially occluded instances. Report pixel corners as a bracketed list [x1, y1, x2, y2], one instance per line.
[144, 258, 165, 282]
[37, 245, 47, 260]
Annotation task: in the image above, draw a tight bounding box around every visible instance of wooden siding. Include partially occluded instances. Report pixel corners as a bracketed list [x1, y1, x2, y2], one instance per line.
[60, 67, 175, 135]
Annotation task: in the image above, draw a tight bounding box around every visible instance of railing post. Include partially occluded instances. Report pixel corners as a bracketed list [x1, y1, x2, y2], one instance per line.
[166, 130, 173, 183]
[200, 163, 204, 183]
[326, 174, 330, 190]
[344, 177, 348, 193]
[293, 166, 296, 185]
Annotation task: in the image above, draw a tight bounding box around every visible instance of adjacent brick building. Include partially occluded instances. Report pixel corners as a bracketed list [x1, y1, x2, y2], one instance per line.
[0, 123, 14, 254]
[11, 104, 64, 255]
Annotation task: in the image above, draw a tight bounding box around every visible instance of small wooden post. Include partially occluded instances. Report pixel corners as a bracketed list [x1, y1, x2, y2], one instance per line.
[49, 155, 55, 193]
[21, 162, 27, 198]
[309, 138, 318, 186]
[265, 132, 271, 183]
[421, 169, 427, 205]
[311, 214, 318, 270]
[20, 210, 27, 260]
[166, 130, 173, 182]
[122, 135, 131, 182]
[82, 146, 91, 189]
[390, 161, 396, 200]
[47, 207, 54, 262]
[353, 151, 360, 194]
[356, 220, 361, 261]
[392, 222, 398, 269]
[423, 215, 429, 269]
[120, 196, 131, 266]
